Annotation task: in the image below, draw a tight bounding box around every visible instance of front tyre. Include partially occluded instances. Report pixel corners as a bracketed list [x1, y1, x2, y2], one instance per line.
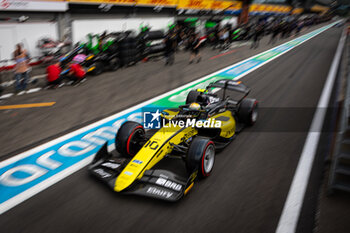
[186, 137, 215, 178]
[91, 61, 104, 76]
[115, 121, 145, 157]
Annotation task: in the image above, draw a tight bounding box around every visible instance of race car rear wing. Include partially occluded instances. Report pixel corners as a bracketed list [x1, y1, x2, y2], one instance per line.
[207, 79, 250, 104]
[207, 79, 250, 94]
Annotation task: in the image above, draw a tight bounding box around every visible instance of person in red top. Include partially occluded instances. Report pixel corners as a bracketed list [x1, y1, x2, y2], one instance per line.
[46, 62, 62, 87]
[69, 62, 86, 83]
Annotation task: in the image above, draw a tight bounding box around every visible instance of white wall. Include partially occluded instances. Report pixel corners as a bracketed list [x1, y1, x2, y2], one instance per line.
[0, 22, 58, 61]
[72, 17, 175, 43]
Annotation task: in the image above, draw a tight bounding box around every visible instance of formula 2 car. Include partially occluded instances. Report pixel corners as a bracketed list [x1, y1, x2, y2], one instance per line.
[89, 79, 258, 201]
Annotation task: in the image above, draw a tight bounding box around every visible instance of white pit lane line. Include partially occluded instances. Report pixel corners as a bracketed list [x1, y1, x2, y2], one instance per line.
[0, 22, 340, 215]
[275, 26, 347, 233]
[26, 88, 42, 94]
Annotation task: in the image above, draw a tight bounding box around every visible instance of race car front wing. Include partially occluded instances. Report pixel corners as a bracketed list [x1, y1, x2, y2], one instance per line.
[89, 143, 195, 201]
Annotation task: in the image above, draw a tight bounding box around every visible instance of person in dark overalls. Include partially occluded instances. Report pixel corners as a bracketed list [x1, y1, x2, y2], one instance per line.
[189, 33, 202, 64]
[164, 33, 176, 66]
[251, 23, 264, 49]
[269, 22, 280, 45]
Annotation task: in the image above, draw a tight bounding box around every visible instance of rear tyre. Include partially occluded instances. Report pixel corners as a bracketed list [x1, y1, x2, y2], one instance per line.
[238, 98, 258, 126]
[109, 57, 121, 71]
[186, 90, 201, 104]
[115, 121, 145, 157]
[186, 137, 215, 178]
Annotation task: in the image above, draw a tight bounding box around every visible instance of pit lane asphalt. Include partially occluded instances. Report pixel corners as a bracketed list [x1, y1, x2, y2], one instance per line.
[0, 25, 342, 233]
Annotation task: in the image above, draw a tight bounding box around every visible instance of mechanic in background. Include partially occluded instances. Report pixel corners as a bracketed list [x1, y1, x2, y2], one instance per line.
[68, 62, 86, 83]
[269, 22, 280, 45]
[219, 28, 230, 51]
[164, 32, 177, 66]
[13, 43, 30, 93]
[46, 62, 62, 88]
[189, 33, 202, 64]
[251, 23, 264, 49]
[295, 20, 304, 36]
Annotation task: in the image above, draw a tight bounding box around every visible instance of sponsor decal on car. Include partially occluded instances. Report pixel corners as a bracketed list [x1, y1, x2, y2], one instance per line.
[155, 177, 182, 191]
[94, 169, 111, 178]
[132, 160, 143, 165]
[101, 162, 120, 169]
[146, 187, 173, 199]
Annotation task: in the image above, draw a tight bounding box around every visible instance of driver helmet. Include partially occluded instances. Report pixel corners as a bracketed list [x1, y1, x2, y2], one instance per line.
[189, 102, 201, 111]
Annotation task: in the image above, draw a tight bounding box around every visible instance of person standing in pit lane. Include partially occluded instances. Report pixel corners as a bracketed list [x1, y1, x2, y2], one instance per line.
[295, 20, 304, 36]
[13, 43, 30, 93]
[251, 23, 264, 49]
[164, 33, 177, 66]
[213, 25, 220, 49]
[189, 33, 202, 64]
[269, 22, 280, 45]
[220, 28, 230, 51]
[280, 21, 288, 38]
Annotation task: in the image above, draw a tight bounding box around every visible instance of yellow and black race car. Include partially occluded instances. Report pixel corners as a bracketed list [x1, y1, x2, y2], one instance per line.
[89, 79, 258, 201]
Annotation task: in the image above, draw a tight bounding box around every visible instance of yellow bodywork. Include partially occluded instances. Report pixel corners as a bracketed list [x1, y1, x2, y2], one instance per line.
[114, 109, 236, 192]
[114, 124, 197, 192]
[87, 66, 96, 72]
[161, 109, 179, 121]
[86, 55, 94, 60]
[209, 110, 236, 139]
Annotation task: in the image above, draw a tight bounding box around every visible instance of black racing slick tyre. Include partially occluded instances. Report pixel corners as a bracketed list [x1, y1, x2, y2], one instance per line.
[121, 56, 138, 66]
[148, 44, 166, 54]
[119, 42, 138, 50]
[238, 98, 258, 126]
[109, 57, 121, 71]
[140, 30, 164, 41]
[186, 90, 201, 104]
[186, 137, 215, 178]
[91, 61, 104, 76]
[115, 121, 145, 157]
[120, 49, 139, 57]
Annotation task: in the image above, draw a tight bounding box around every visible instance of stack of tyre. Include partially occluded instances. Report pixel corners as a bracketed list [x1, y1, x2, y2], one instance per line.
[119, 34, 143, 66]
[140, 30, 166, 58]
